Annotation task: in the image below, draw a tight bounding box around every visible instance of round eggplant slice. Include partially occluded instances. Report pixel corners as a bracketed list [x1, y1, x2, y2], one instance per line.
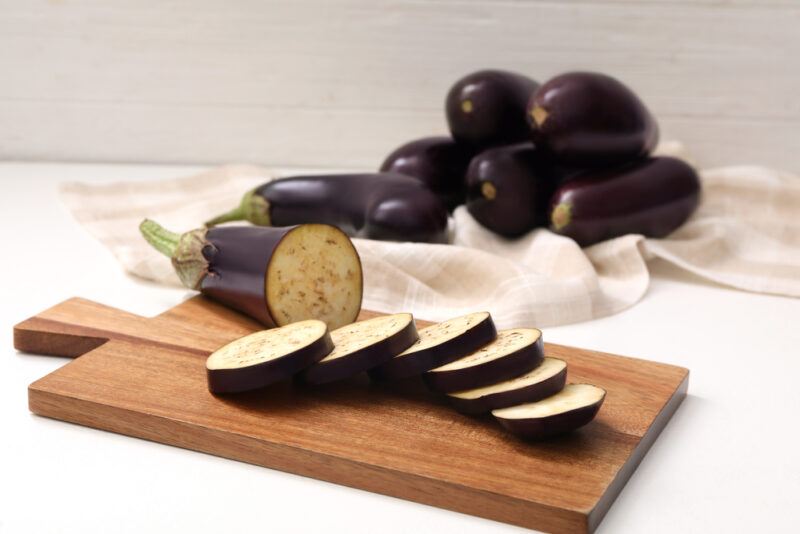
[424, 328, 544, 393]
[369, 312, 497, 381]
[492, 384, 606, 440]
[299, 313, 419, 385]
[446, 357, 567, 414]
[206, 320, 333, 394]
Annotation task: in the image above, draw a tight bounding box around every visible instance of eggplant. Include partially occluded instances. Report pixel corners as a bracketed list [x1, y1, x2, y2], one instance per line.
[139, 220, 363, 329]
[528, 72, 659, 166]
[380, 136, 474, 211]
[492, 383, 606, 440]
[369, 311, 497, 381]
[446, 70, 539, 148]
[424, 328, 544, 393]
[465, 143, 559, 237]
[549, 156, 701, 247]
[299, 313, 419, 385]
[205, 173, 449, 244]
[447, 357, 567, 415]
[206, 320, 334, 394]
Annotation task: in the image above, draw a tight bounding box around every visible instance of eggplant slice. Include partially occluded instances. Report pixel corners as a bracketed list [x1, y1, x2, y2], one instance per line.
[299, 313, 418, 385]
[447, 357, 567, 414]
[424, 328, 544, 393]
[369, 312, 497, 381]
[206, 320, 333, 394]
[492, 383, 606, 440]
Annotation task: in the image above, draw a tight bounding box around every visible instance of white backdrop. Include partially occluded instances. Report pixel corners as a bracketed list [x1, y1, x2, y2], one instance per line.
[1, 0, 799, 171]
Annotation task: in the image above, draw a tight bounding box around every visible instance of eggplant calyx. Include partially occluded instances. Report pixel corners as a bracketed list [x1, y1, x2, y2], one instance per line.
[204, 190, 271, 227]
[139, 219, 209, 290]
[551, 202, 572, 231]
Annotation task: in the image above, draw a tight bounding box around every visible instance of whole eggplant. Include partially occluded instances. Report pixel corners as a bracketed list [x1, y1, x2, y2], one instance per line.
[549, 156, 701, 247]
[528, 72, 659, 166]
[139, 220, 363, 329]
[380, 136, 473, 211]
[205, 173, 450, 244]
[465, 143, 559, 237]
[446, 70, 539, 148]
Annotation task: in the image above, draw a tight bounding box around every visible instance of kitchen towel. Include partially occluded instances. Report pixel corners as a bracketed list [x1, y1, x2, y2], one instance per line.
[59, 151, 800, 329]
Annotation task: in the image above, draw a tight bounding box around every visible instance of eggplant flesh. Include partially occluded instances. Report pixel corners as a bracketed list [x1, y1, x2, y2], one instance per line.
[549, 156, 701, 247]
[380, 136, 473, 212]
[493, 384, 606, 440]
[529, 71, 658, 167]
[446, 70, 539, 148]
[465, 143, 558, 237]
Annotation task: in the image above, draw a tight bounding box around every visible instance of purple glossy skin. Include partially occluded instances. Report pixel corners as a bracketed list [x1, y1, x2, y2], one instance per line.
[549, 156, 701, 247]
[529, 72, 659, 166]
[494, 391, 605, 440]
[424, 334, 544, 393]
[299, 320, 419, 385]
[380, 136, 474, 211]
[255, 173, 449, 244]
[446, 70, 540, 148]
[466, 143, 559, 237]
[448, 365, 567, 415]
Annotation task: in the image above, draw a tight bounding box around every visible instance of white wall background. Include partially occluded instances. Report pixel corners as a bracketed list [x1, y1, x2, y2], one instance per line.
[1, 0, 798, 171]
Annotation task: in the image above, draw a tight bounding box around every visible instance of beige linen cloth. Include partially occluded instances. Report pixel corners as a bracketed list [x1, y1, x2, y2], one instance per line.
[60, 150, 800, 329]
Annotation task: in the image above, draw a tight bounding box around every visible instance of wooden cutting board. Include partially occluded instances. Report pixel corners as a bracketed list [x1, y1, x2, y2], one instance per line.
[15, 296, 688, 534]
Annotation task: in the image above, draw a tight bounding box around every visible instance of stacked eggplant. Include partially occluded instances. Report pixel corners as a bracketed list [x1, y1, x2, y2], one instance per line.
[207, 310, 605, 441]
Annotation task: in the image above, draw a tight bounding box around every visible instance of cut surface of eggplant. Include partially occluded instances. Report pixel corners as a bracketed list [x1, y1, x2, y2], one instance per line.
[447, 357, 567, 414]
[206, 320, 333, 394]
[492, 384, 606, 439]
[424, 328, 544, 393]
[369, 311, 497, 381]
[299, 313, 418, 384]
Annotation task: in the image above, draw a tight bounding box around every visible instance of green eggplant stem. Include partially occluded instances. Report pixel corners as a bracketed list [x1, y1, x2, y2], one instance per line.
[204, 206, 246, 227]
[139, 219, 209, 290]
[205, 190, 271, 227]
[139, 219, 181, 258]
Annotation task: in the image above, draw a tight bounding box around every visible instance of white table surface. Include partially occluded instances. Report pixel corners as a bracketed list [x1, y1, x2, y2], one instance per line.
[1, 162, 798, 534]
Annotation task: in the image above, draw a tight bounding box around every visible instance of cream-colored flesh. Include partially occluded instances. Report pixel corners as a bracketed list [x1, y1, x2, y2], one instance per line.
[318, 313, 414, 363]
[449, 358, 566, 400]
[492, 384, 605, 419]
[430, 328, 540, 373]
[206, 320, 328, 371]
[266, 224, 363, 330]
[397, 312, 490, 358]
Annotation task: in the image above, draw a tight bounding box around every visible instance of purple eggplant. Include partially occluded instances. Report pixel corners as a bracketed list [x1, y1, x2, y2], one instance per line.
[465, 143, 559, 237]
[528, 72, 659, 166]
[139, 220, 363, 329]
[205, 173, 449, 244]
[446, 70, 539, 148]
[380, 136, 474, 211]
[549, 156, 701, 247]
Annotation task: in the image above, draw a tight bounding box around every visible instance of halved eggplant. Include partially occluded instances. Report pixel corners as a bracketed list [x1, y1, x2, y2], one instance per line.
[379, 136, 474, 212]
[369, 312, 497, 381]
[204, 173, 450, 244]
[424, 328, 544, 393]
[447, 357, 567, 414]
[140, 221, 363, 329]
[492, 384, 606, 440]
[206, 320, 333, 394]
[299, 313, 419, 385]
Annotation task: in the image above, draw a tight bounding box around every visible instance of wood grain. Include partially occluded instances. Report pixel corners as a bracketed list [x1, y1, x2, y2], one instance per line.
[15, 296, 688, 534]
[0, 0, 798, 171]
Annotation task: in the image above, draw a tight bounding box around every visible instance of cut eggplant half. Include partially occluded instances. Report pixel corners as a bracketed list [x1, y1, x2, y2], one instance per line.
[206, 320, 333, 394]
[492, 384, 606, 440]
[299, 313, 419, 385]
[447, 357, 567, 414]
[369, 312, 497, 381]
[424, 328, 544, 393]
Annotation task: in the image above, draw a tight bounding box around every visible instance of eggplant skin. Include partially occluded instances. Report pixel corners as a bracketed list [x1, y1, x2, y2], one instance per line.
[466, 143, 559, 237]
[495, 397, 603, 440]
[380, 136, 474, 212]
[446, 70, 540, 148]
[549, 156, 701, 247]
[255, 173, 449, 244]
[448, 366, 567, 415]
[529, 72, 658, 167]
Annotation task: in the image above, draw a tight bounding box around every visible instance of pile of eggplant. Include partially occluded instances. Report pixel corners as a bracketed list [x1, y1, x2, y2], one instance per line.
[206, 310, 605, 441]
